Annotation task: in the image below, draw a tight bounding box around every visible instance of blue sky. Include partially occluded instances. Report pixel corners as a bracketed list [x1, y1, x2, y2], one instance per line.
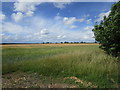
[0, 2, 115, 43]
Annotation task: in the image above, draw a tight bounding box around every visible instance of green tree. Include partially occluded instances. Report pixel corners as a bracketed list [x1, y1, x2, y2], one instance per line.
[92, 1, 120, 57]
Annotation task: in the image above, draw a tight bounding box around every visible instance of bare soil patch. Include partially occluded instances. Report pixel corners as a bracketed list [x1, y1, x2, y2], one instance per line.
[2, 72, 78, 88]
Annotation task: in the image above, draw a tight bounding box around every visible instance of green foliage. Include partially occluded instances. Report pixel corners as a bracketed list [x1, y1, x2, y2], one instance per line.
[92, 1, 120, 57]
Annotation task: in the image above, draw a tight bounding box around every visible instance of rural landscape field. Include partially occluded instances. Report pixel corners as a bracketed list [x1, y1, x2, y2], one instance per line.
[2, 44, 119, 88]
[1, 0, 120, 89]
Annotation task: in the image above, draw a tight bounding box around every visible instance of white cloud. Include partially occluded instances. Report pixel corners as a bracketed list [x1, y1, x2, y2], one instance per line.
[70, 25, 77, 29]
[54, 15, 62, 21]
[54, 13, 62, 21]
[63, 17, 75, 25]
[14, 2, 39, 13]
[95, 10, 111, 22]
[2, 22, 30, 34]
[2, 1, 96, 43]
[53, 2, 71, 9]
[57, 35, 66, 39]
[0, 33, 4, 42]
[34, 29, 49, 38]
[86, 19, 92, 24]
[11, 12, 24, 22]
[77, 18, 85, 22]
[2, 15, 95, 43]
[26, 11, 34, 16]
[11, 1, 71, 22]
[12, 2, 41, 22]
[84, 26, 93, 30]
[41, 29, 49, 35]
[0, 13, 6, 21]
[63, 17, 85, 25]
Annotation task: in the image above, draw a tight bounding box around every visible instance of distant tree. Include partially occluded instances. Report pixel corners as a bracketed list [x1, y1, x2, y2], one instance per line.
[75, 42, 79, 43]
[95, 41, 97, 43]
[46, 42, 50, 44]
[64, 41, 69, 44]
[92, 1, 120, 57]
[81, 41, 84, 43]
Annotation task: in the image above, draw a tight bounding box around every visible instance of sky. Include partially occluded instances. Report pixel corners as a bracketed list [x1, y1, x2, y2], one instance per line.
[0, 1, 116, 43]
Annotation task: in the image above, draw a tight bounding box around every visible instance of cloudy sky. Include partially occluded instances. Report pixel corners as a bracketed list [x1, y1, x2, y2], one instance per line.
[0, 1, 115, 43]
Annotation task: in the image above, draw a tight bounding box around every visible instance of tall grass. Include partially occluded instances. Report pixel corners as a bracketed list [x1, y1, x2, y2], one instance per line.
[2, 45, 119, 88]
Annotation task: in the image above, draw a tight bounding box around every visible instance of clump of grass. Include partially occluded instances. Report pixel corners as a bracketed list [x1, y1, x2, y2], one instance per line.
[2, 45, 119, 88]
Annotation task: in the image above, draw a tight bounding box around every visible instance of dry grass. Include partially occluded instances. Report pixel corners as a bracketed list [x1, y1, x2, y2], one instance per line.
[1, 43, 99, 48]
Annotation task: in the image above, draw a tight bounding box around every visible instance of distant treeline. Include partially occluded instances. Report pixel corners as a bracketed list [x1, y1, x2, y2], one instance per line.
[42, 41, 98, 44]
[1, 41, 98, 45]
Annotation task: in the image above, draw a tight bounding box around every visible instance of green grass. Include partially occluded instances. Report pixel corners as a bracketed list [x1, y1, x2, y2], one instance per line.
[2, 45, 119, 88]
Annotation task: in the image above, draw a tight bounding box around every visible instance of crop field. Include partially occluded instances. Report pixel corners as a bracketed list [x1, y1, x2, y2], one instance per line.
[2, 44, 119, 88]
